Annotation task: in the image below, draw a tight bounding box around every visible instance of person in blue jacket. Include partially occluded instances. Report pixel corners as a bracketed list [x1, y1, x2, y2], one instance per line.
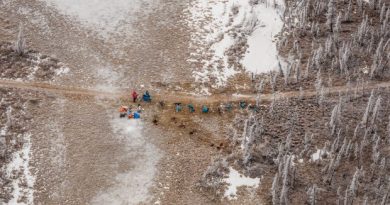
[133, 112, 141, 119]
[202, 105, 209, 113]
[188, 104, 195, 113]
[143, 91, 151, 102]
[175, 103, 182, 112]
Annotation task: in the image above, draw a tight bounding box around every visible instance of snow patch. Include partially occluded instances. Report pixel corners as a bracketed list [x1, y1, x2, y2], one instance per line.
[290, 155, 304, 166]
[6, 134, 36, 205]
[94, 66, 121, 92]
[311, 149, 328, 162]
[187, 0, 284, 87]
[55, 66, 70, 76]
[242, 1, 285, 74]
[27, 53, 70, 80]
[90, 118, 161, 205]
[0, 128, 5, 136]
[223, 167, 260, 200]
[40, 0, 158, 39]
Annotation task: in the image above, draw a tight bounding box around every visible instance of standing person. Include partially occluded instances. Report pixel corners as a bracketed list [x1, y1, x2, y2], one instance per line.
[137, 104, 144, 113]
[132, 90, 138, 103]
[188, 104, 195, 113]
[175, 103, 182, 112]
[202, 105, 209, 113]
[143, 91, 151, 102]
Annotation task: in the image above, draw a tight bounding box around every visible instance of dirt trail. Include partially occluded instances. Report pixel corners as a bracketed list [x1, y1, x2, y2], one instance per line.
[0, 79, 123, 97]
[1, 79, 390, 104]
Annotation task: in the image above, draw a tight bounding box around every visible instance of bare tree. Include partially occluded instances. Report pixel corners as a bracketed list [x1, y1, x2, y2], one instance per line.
[308, 184, 318, 205]
[330, 104, 341, 135]
[357, 0, 364, 13]
[379, 4, 387, 23]
[355, 16, 369, 46]
[245, 12, 260, 35]
[305, 58, 311, 78]
[381, 9, 389, 36]
[371, 38, 387, 78]
[272, 173, 279, 205]
[326, 0, 335, 32]
[380, 180, 390, 205]
[344, 0, 352, 22]
[371, 96, 382, 125]
[198, 157, 228, 191]
[362, 90, 375, 126]
[14, 24, 27, 55]
[387, 115, 390, 144]
[348, 168, 361, 204]
[335, 12, 342, 33]
[280, 155, 291, 204]
[299, 87, 304, 100]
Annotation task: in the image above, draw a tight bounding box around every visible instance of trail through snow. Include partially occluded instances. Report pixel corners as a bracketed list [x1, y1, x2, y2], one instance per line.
[28, 0, 162, 204]
[90, 119, 161, 205]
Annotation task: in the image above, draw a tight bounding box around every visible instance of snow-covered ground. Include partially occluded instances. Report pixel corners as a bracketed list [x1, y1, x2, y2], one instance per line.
[242, 1, 285, 74]
[311, 149, 329, 162]
[187, 0, 285, 88]
[5, 134, 35, 205]
[0, 104, 35, 205]
[223, 167, 260, 200]
[39, 0, 159, 39]
[90, 118, 161, 205]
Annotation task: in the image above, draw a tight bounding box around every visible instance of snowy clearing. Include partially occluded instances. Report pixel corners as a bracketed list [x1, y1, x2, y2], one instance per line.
[40, 0, 158, 39]
[242, 0, 285, 74]
[223, 167, 260, 200]
[187, 0, 285, 88]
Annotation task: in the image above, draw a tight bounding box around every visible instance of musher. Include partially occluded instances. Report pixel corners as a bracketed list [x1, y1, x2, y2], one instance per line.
[132, 90, 139, 103]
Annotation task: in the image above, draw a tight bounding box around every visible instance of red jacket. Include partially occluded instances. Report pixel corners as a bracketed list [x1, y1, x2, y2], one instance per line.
[132, 91, 138, 98]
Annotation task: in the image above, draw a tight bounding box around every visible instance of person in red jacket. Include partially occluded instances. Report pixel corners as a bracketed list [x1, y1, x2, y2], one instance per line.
[132, 91, 138, 103]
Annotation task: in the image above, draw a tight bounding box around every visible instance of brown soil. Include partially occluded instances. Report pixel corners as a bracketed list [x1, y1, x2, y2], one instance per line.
[0, 42, 65, 81]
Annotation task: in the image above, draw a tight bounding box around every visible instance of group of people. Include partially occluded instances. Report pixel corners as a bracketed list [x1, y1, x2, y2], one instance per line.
[118, 90, 151, 119]
[131, 90, 152, 103]
[121, 89, 258, 119]
[119, 104, 144, 119]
